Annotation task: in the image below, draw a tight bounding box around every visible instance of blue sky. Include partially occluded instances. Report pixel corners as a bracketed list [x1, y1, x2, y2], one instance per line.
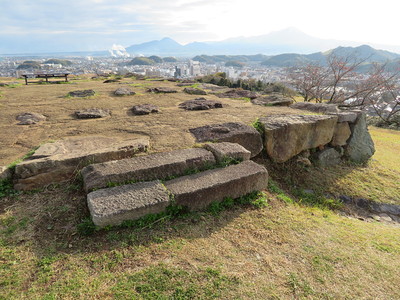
[1, 0, 400, 54]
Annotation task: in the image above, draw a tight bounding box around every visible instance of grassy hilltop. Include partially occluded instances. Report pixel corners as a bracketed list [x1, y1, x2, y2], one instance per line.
[0, 75, 399, 299]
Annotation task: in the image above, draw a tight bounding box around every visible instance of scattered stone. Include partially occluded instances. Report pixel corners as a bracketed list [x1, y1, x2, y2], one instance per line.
[68, 89, 96, 97]
[0, 166, 12, 181]
[103, 79, 120, 83]
[177, 83, 196, 87]
[216, 89, 259, 99]
[0, 83, 9, 87]
[296, 156, 312, 166]
[259, 114, 338, 163]
[200, 83, 228, 91]
[314, 148, 342, 167]
[190, 122, 263, 158]
[204, 142, 251, 163]
[114, 87, 136, 96]
[370, 215, 381, 221]
[147, 87, 177, 93]
[179, 98, 223, 110]
[82, 148, 216, 192]
[87, 180, 170, 227]
[183, 87, 207, 95]
[132, 104, 159, 115]
[290, 102, 339, 113]
[164, 161, 268, 210]
[251, 93, 293, 106]
[75, 108, 111, 119]
[13, 136, 150, 191]
[16, 112, 46, 125]
[344, 113, 375, 163]
[331, 122, 351, 146]
[379, 213, 394, 222]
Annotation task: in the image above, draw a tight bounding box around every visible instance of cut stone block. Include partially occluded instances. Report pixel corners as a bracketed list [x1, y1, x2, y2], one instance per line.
[14, 136, 149, 191]
[259, 114, 338, 163]
[204, 142, 251, 163]
[82, 148, 216, 192]
[87, 180, 170, 227]
[189, 122, 263, 158]
[290, 102, 339, 113]
[327, 111, 359, 123]
[165, 161, 268, 211]
[331, 122, 351, 146]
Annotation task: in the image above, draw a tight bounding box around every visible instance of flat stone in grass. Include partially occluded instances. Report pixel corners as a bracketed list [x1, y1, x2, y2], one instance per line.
[251, 94, 293, 106]
[189, 122, 263, 158]
[114, 87, 135, 96]
[179, 98, 222, 110]
[216, 89, 259, 99]
[13, 136, 150, 191]
[183, 87, 207, 95]
[82, 148, 216, 192]
[204, 142, 251, 163]
[87, 180, 170, 227]
[68, 89, 95, 97]
[75, 108, 111, 119]
[132, 104, 159, 115]
[147, 87, 177, 93]
[16, 112, 46, 125]
[259, 114, 338, 163]
[164, 160, 268, 211]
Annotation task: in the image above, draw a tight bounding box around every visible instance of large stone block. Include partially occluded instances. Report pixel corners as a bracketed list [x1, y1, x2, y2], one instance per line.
[82, 148, 216, 192]
[165, 161, 268, 211]
[331, 122, 351, 146]
[345, 113, 375, 163]
[314, 148, 342, 168]
[87, 180, 170, 227]
[259, 114, 338, 163]
[14, 136, 149, 191]
[204, 142, 251, 163]
[189, 122, 263, 158]
[290, 102, 339, 113]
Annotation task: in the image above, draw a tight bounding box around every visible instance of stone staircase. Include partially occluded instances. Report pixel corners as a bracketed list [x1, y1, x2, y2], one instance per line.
[84, 142, 268, 227]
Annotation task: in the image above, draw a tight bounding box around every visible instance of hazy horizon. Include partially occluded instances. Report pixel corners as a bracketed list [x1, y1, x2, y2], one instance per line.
[1, 0, 400, 54]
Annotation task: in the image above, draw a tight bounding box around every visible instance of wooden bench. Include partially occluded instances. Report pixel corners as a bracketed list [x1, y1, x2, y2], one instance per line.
[22, 73, 70, 85]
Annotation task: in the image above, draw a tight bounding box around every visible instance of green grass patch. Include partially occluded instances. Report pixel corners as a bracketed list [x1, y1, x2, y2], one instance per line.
[250, 117, 264, 135]
[112, 264, 239, 299]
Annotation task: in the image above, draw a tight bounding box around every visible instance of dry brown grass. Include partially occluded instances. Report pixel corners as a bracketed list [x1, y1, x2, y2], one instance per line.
[1, 77, 400, 299]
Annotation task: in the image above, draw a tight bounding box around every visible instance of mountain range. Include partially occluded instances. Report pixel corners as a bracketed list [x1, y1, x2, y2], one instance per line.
[125, 28, 400, 56]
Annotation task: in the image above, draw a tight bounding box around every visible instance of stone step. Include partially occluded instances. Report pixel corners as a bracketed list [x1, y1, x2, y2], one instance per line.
[82, 148, 216, 192]
[164, 160, 268, 211]
[87, 180, 170, 227]
[13, 136, 149, 191]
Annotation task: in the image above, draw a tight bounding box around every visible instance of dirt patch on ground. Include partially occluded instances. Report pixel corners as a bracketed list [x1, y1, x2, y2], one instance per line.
[0, 78, 301, 166]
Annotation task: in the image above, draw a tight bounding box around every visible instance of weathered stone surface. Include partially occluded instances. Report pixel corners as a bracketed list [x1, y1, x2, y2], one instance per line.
[314, 148, 342, 167]
[204, 142, 251, 163]
[75, 108, 111, 119]
[327, 111, 359, 123]
[103, 79, 120, 83]
[259, 114, 338, 163]
[183, 87, 207, 95]
[190, 122, 263, 158]
[14, 136, 150, 191]
[216, 89, 259, 99]
[290, 102, 339, 113]
[345, 112, 375, 163]
[179, 98, 223, 111]
[114, 87, 135, 96]
[68, 89, 95, 97]
[88, 180, 170, 227]
[331, 122, 351, 146]
[165, 161, 268, 210]
[82, 148, 216, 192]
[252, 94, 293, 106]
[0, 166, 12, 181]
[147, 87, 177, 93]
[132, 104, 159, 115]
[16, 112, 46, 125]
[176, 82, 196, 87]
